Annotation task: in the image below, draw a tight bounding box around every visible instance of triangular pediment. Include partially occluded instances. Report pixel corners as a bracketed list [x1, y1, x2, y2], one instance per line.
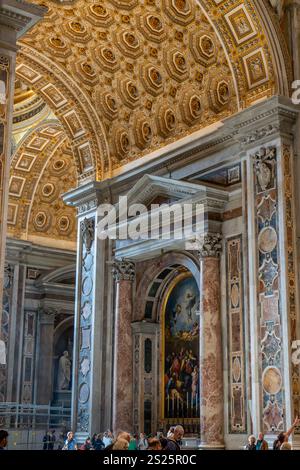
[122, 175, 207, 208]
[120, 174, 228, 209]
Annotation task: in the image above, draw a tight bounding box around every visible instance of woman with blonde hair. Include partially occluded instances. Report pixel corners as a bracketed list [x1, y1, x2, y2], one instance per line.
[112, 438, 129, 450]
[245, 435, 256, 450]
[280, 442, 292, 450]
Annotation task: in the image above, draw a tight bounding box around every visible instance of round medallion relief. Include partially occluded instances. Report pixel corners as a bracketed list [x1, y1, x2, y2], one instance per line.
[262, 366, 282, 395]
[258, 226, 278, 254]
[78, 382, 90, 404]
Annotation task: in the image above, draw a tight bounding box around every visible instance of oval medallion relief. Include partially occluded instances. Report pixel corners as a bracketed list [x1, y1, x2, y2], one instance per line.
[231, 284, 239, 309]
[258, 226, 277, 254]
[78, 382, 90, 404]
[82, 276, 93, 296]
[232, 357, 241, 383]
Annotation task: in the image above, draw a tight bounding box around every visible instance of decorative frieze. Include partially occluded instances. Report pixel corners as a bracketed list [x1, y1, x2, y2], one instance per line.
[241, 124, 280, 145]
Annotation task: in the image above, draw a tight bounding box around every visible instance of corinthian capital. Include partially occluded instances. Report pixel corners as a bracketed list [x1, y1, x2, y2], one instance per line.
[112, 259, 135, 282]
[198, 233, 222, 259]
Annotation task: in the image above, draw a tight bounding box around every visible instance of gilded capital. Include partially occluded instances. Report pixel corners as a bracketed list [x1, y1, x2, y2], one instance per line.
[198, 233, 222, 259]
[112, 259, 135, 282]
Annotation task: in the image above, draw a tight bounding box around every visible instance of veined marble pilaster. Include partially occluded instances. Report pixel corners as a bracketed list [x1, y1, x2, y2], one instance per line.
[253, 146, 284, 432]
[74, 216, 95, 435]
[112, 259, 135, 435]
[247, 140, 300, 436]
[283, 143, 300, 422]
[64, 182, 114, 440]
[226, 236, 247, 434]
[198, 234, 224, 449]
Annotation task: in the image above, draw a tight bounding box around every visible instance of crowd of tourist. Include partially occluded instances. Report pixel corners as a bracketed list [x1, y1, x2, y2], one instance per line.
[59, 426, 184, 451]
[0, 426, 184, 451]
[0, 419, 300, 451]
[245, 417, 300, 451]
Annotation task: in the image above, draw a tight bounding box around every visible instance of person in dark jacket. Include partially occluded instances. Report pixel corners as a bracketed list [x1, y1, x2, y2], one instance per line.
[42, 430, 51, 450]
[48, 430, 56, 450]
[91, 433, 97, 448]
[0, 430, 8, 450]
[93, 433, 105, 450]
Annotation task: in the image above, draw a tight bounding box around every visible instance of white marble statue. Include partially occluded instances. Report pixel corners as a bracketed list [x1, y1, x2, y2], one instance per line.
[57, 351, 71, 390]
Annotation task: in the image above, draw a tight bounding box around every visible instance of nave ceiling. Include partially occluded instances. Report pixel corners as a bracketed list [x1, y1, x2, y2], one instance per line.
[7, 0, 292, 245]
[14, 0, 291, 182]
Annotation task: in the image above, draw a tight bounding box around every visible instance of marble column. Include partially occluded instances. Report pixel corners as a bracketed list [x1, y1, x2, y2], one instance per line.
[198, 234, 224, 449]
[112, 260, 135, 435]
[0, 1, 45, 364]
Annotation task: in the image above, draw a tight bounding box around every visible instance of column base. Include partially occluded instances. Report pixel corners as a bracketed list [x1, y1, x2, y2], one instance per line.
[199, 442, 225, 450]
[75, 432, 89, 446]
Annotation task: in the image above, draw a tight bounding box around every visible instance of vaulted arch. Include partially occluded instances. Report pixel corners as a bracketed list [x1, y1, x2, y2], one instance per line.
[13, 0, 292, 186]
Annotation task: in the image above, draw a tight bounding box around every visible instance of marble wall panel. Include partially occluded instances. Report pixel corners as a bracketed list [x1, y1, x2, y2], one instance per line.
[226, 236, 247, 434]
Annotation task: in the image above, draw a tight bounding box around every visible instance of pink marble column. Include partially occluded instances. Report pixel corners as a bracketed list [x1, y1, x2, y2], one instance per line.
[198, 234, 224, 449]
[112, 260, 135, 435]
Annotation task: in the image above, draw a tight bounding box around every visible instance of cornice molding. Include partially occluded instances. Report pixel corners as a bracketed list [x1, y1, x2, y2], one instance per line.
[0, 0, 46, 38]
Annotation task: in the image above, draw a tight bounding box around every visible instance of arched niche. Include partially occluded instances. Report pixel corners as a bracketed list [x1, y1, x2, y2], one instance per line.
[52, 316, 74, 402]
[133, 252, 200, 435]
